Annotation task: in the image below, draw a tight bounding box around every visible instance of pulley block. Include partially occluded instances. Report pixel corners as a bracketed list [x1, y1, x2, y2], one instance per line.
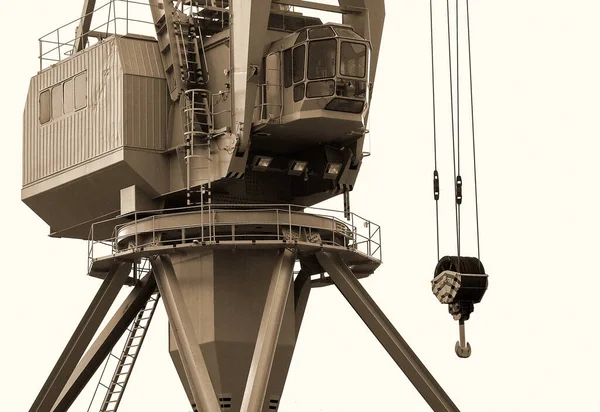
[432, 256, 488, 358]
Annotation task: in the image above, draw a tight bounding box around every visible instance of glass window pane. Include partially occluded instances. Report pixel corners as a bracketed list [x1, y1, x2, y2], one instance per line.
[293, 45, 305, 83]
[309, 27, 335, 40]
[295, 30, 307, 44]
[294, 83, 305, 102]
[306, 80, 335, 98]
[52, 85, 63, 119]
[268, 13, 284, 30]
[39, 90, 51, 124]
[340, 42, 367, 78]
[308, 39, 337, 80]
[325, 98, 364, 114]
[337, 80, 368, 98]
[285, 15, 307, 32]
[75, 73, 87, 110]
[63, 79, 75, 114]
[305, 17, 322, 27]
[334, 27, 363, 40]
[284, 49, 292, 88]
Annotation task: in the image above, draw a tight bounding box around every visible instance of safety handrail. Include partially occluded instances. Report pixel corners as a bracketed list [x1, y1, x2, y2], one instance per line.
[87, 204, 382, 274]
[254, 83, 283, 123]
[38, 0, 157, 71]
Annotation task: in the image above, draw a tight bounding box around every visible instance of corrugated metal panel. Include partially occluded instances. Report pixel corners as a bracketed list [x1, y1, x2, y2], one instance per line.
[117, 36, 165, 79]
[23, 38, 123, 185]
[123, 75, 168, 150]
[23, 35, 170, 186]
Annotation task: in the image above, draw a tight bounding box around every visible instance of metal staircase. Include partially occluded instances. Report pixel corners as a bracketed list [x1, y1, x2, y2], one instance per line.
[90, 289, 161, 412]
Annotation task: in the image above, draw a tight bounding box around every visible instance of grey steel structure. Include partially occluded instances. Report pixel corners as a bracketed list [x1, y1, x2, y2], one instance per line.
[23, 1, 462, 411]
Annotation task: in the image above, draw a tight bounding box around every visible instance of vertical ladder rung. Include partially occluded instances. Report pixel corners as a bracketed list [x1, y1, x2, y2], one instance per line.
[91, 288, 161, 412]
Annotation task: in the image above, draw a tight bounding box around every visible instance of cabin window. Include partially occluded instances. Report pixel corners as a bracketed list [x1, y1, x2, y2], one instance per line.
[309, 27, 335, 40]
[335, 27, 363, 40]
[295, 30, 307, 44]
[293, 45, 305, 83]
[340, 42, 367, 78]
[325, 98, 365, 114]
[268, 13, 284, 30]
[63, 79, 75, 114]
[306, 80, 335, 98]
[294, 83, 305, 102]
[308, 39, 336, 80]
[39, 71, 88, 125]
[39, 90, 51, 124]
[52, 85, 63, 119]
[75, 73, 87, 110]
[284, 49, 293, 88]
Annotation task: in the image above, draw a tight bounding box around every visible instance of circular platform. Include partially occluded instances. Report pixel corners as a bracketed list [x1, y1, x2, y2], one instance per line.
[88, 206, 382, 287]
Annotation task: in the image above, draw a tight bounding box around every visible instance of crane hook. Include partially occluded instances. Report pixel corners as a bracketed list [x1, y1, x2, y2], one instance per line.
[455, 319, 472, 358]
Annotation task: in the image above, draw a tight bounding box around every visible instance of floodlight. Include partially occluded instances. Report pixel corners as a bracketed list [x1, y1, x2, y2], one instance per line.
[253, 156, 273, 171]
[325, 163, 342, 176]
[288, 160, 308, 176]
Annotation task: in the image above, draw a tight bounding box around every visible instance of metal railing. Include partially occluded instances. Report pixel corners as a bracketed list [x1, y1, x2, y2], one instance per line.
[210, 90, 232, 132]
[255, 83, 283, 123]
[177, 0, 230, 11]
[88, 204, 382, 274]
[38, 0, 157, 71]
[183, 89, 213, 136]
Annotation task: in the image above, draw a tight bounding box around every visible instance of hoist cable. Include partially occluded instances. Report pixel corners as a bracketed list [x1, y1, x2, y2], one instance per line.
[466, 0, 482, 260]
[455, 0, 462, 267]
[445, 0, 461, 264]
[456, 0, 461, 178]
[430, 0, 439, 173]
[429, 0, 440, 261]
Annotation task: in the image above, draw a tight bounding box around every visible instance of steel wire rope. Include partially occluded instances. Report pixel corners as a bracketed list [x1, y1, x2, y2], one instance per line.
[455, 0, 462, 270]
[445, 0, 461, 269]
[466, 0, 482, 262]
[455, 0, 462, 181]
[430, 0, 441, 261]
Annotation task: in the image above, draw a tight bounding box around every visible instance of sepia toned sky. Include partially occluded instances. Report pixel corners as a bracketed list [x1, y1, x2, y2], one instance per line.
[0, 1, 599, 411]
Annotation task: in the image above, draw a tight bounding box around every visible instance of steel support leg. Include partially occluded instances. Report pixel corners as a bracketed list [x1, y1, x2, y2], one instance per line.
[51, 271, 157, 412]
[293, 269, 312, 338]
[241, 249, 296, 412]
[316, 252, 460, 412]
[29, 262, 132, 412]
[150, 255, 221, 412]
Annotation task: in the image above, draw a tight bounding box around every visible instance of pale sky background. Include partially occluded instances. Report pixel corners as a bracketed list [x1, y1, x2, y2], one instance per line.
[1, 0, 599, 411]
